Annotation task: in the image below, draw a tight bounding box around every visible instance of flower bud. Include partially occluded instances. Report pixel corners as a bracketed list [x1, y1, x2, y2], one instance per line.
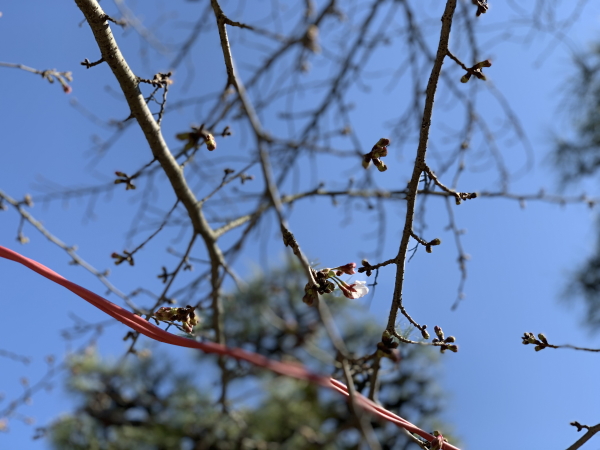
[335, 262, 357, 275]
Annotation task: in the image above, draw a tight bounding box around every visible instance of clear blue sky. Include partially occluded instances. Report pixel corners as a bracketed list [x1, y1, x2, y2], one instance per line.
[1, 1, 600, 449]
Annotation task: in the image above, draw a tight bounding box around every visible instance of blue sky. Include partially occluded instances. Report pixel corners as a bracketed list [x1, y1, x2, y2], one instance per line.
[1, 1, 600, 449]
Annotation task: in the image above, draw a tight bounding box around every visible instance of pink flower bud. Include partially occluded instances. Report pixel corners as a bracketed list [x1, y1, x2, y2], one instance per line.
[335, 262, 356, 275]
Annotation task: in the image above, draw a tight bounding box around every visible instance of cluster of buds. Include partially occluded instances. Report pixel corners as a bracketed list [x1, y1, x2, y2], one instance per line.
[358, 259, 373, 276]
[114, 171, 136, 190]
[362, 138, 390, 172]
[454, 191, 478, 205]
[460, 59, 492, 83]
[40, 69, 73, 94]
[302, 262, 369, 306]
[111, 250, 134, 266]
[432, 325, 458, 353]
[145, 71, 173, 88]
[471, 0, 488, 17]
[176, 125, 217, 151]
[153, 305, 199, 334]
[521, 332, 550, 351]
[377, 330, 401, 362]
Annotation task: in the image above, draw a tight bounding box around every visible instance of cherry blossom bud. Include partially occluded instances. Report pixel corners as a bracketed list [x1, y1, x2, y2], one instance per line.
[335, 262, 357, 275]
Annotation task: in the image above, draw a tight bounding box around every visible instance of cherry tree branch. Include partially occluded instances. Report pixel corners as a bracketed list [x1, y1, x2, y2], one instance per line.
[386, 0, 458, 336]
[74, 0, 230, 345]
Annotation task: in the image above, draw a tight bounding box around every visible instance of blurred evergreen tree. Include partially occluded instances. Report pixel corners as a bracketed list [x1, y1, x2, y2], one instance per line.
[47, 262, 451, 449]
[554, 44, 600, 329]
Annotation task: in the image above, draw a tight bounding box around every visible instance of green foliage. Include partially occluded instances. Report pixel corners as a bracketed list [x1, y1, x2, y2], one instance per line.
[48, 262, 451, 449]
[553, 45, 600, 331]
[554, 45, 600, 184]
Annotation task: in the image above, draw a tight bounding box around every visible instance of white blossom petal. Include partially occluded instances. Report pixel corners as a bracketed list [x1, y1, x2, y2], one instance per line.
[349, 280, 369, 299]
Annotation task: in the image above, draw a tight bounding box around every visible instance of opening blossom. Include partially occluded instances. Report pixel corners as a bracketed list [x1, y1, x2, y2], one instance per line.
[302, 263, 369, 305]
[339, 280, 369, 299]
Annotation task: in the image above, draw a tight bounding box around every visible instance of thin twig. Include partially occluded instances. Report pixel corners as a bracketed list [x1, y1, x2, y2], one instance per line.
[0, 189, 145, 313]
